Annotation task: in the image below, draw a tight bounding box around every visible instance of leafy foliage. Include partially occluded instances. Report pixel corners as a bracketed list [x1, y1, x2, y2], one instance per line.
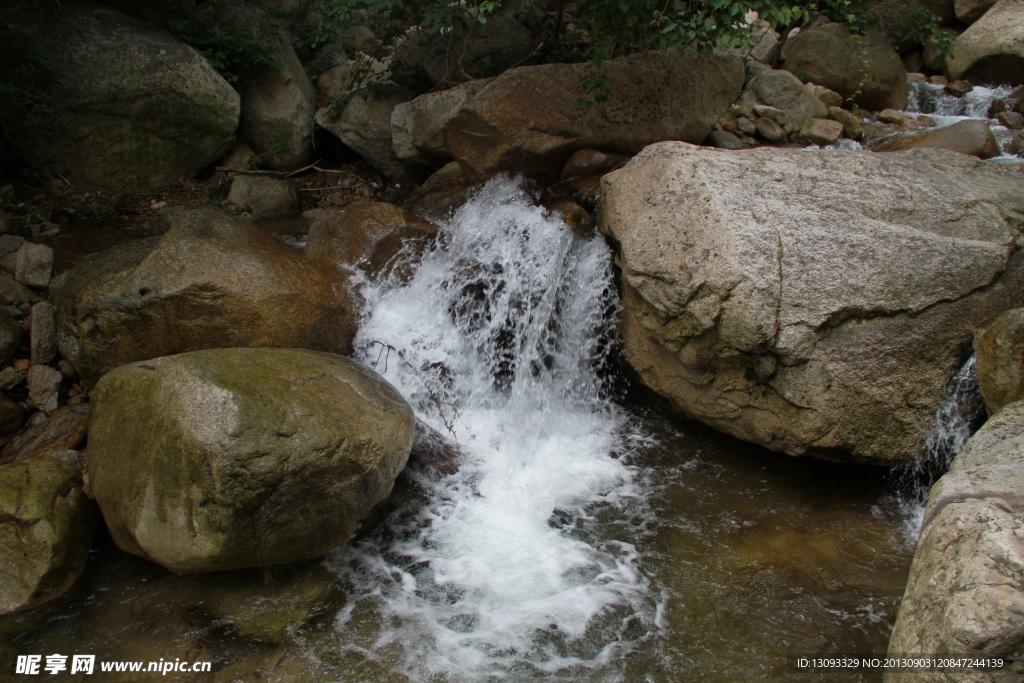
[167, 0, 284, 84]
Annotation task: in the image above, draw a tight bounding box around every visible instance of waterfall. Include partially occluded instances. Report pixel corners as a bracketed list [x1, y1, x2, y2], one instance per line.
[893, 356, 986, 544]
[904, 80, 1015, 119]
[327, 176, 658, 680]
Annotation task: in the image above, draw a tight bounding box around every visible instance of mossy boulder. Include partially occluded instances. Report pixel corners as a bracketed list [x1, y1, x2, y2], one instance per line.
[88, 348, 414, 574]
[0, 457, 97, 616]
[51, 209, 360, 385]
[43, 3, 239, 190]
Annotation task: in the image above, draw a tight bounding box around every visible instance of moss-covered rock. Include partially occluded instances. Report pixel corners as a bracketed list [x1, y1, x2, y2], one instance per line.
[88, 347, 414, 573]
[976, 308, 1024, 414]
[0, 457, 97, 616]
[51, 209, 360, 384]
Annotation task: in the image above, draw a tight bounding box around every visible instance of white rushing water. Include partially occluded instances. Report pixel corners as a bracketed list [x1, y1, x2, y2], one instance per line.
[327, 176, 658, 680]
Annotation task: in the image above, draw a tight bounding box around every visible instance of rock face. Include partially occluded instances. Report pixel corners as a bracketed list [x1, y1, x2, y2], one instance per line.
[391, 79, 494, 167]
[237, 39, 316, 170]
[886, 401, 1024, 682]
[600, 143, 1024, 464]
[976, 308, 1024, 414]
[443, 49, 744, 182]
[44, 4, 239, 190]
[316, 85, 429, 185]
[88, 348, 414, 573]
[51, 210, 360, 384]
[871, 119, 1001, 159]
[782, 23, 908, 111]
[0, 457, 97, 616]
[947, 0, 1024, 87]
[306, 201, 439, 280]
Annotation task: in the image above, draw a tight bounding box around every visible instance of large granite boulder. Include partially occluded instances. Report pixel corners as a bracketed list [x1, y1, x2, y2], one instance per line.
[947, 0, 1024, 87]
[0, 458, 97, 616]
[976, 308, 1024, 414]
[782, 23, 908, 111]
[886, 401, 1024, 682]
[443, 49, 744, 183]
[956, 0, 999, 24]
[237, 37, 316, 170]
[43, 3, 239, 190]
[600, 143, 1024, 464]
[88, 348, 414, 573]
[51, 209, 360, 384]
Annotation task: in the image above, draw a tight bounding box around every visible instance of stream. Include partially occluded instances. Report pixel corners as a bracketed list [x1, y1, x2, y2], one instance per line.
[6, 174, 983, 682]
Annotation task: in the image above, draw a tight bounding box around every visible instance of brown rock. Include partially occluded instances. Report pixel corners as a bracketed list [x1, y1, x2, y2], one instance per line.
[560, 149, 632, 181]
[27, 366, 63, 413]
[827, 106, 863, 140]
[997, 111, 1024, 130]
[706, 130, 744, 149]
[543, 200, 592, 238]
[0, 405, 90, 465]
[872, 119, 1000, 158]
[401, 161, 476, 217]
[407, 418, 461, 478]
[799, 118, 844, 146]
[51, 209, 360, 384]
[945, 79, 974, 97]
[975, 308, 1024, 413]
[29, 302, 56, 366]
[754, 117, 787, 143]
[306, 201, 439, 281]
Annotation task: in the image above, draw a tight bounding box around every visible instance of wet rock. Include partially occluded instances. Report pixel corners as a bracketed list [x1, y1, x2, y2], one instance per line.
[799, 118, 844, 146]
[306, 201, 439, 281]
[15, 242, 53, 289]
[316, 84, 429, 186]
[237, 36, 316, 170]
[976, 308, 1024, 413]
[29, 302, 55, 366]
[827, 107, 863, 140]
[746, 71, 826, 129]
[872, 119, 1000, 158]
[754, 117, 787, 143]
[877, 108, 908, 124]
[27, 366, 62, 413]
[945, 79, 975, 97]
[544, 200, 592, 238]
[707, 130, 744, 149]
[89, 347, 414, 573]
[51, 210, 360, 384]
[0, 395, 26, 435]
[560, 149, 633, 180]
[226, 176, 299, 218]
[391, 79, 494, 168]
[997, 111, 1024, 130]
[600, 143, 1024, 464]
[0, 313, 21, 368]
[41, 4, 239, 190]
[0, 457, 97, 616]
[443, 49, 743, 183]
[887, 400, 1024, 680]
[401, 161, 476, 216]
[406, 418, 461, 478]
[948, 0, 1024, 87]
[782, 23, 908, 111]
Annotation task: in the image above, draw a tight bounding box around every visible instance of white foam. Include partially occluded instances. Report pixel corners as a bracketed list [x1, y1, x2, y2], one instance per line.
[328, 176, 656, 679]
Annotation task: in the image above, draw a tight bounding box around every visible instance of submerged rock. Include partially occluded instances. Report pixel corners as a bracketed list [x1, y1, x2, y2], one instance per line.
[88, 348, 414, 573]
[782, 23, 908, 111]
[871, 119, 1000, 159]
[42, 3, 239, 190]
[0, 457, 97, 616]
[443, 49, 744, 182]
[600, 143, 1024, 464]
[976, 308, 1024, 414]
[887, 400, 1024, 681]
[52, 209, 360, 384]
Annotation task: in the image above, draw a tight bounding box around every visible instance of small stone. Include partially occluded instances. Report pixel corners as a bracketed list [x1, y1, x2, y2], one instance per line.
[15, 242, 54, 288]
[753, 104, 788, 126]
[26, 410, 48, 428]
[916, 115, 937, 127]
[754, 117, 787, 144]
[57, 360, 77, 379]
[907, 72, 927, 82]
[226, 177, 299, 219]
[736, 117, 757, 136]
[0, 404, 89, 465]
[945, 80, 974, 97]
[0, 367, 26, 390]
[13, 359, 28, 370]
[989, 99, 1007, 118]
[0, 235, 25, 261]
[27, 365, 62, 413]
[996, 111, 1024, 130]
[807, 83, 843, 108]
[707, 130, 744, 150]
[800, 118, 845, 147]
[29, 301, 56, 366]
[827, 106, 863, 140]
[877, 108, 906, 124]
[721, 121, 738, 133]
[301, 208, 326, 221]
[41, 228, 60, 239]
[0, 272, 41, 305]
[929, 75, 949, 85]
[0, 394, 25, 434]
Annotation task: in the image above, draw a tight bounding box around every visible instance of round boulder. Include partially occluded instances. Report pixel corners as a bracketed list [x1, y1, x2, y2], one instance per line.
[782, 23, 908, 111]
[976, 308, 1024, 414]
[88, 348, 414, 574]
[0, 457, 97, 616]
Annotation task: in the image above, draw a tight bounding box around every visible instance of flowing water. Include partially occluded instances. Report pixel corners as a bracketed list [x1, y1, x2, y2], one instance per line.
[8, 178, 939, 682]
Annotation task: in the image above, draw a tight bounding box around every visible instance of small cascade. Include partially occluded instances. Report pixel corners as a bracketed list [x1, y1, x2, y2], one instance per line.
[904, 80, 1014, 119]
[892, 355, 987, 544]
